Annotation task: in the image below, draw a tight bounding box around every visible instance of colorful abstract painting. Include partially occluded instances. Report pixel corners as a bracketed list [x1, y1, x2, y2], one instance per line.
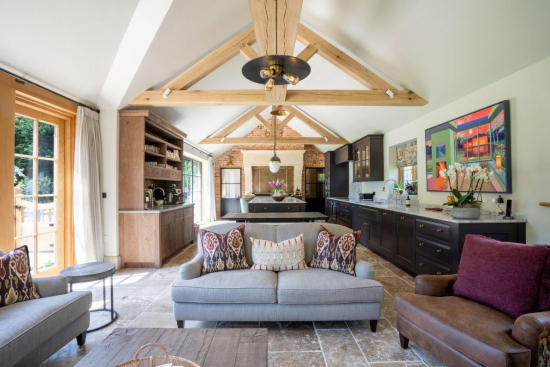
[425, 101, 511, 193]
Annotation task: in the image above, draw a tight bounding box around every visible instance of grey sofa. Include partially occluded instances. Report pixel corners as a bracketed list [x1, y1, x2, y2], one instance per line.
[172, 223, 384, 330]
[0, 250, 92, 367]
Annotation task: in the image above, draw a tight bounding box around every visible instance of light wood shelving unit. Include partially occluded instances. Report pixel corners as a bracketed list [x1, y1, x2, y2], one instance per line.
[118, 110, 194, 269]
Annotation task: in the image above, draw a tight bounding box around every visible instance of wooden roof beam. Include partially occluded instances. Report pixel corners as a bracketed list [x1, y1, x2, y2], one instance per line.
[249, 0, 303, 103]
[129, 89, 428, 107]
[162, 26, 256, 91]
[284, 105, 342, 140]
[199, 136, 348, 145]
[211, 105, 266, 138]
[297, 23, 394, 91]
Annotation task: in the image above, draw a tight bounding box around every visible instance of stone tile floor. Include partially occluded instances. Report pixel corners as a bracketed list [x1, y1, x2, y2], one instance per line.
[42, 243, 443, 367]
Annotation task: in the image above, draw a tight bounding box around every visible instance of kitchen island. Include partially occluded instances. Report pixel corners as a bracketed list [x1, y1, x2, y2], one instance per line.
[247, 196, 306, 212]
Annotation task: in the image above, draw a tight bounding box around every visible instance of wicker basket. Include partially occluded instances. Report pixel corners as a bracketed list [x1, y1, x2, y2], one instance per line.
[115, 343, 201, 367]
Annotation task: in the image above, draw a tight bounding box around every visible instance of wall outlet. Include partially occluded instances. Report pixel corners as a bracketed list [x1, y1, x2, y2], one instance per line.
[102, 192, 107, 198]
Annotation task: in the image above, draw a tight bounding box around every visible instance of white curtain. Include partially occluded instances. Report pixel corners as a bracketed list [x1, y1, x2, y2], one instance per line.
[203, 156, 217, 222]
[74, 106, 104, 263]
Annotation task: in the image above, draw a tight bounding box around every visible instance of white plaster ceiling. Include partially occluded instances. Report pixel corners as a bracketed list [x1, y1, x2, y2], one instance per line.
[0, 0, 139, 105]
[1, 0, 550, 157]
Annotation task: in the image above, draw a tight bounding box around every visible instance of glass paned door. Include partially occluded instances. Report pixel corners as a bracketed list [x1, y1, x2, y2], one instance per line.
[14, 112, 64, 276]
[362, 143, 370, 179]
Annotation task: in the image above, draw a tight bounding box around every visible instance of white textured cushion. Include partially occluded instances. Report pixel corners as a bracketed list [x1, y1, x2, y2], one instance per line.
[250, 234, 308, 271]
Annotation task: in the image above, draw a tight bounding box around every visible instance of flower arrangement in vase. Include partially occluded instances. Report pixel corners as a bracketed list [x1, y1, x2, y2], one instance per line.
[268, 179, 285, 200]
[440, 163, 494, 219]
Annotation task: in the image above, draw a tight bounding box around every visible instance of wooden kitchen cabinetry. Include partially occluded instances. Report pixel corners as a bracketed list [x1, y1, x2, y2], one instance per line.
[352, 135, 384, 182]
[118, 110, 194, 269]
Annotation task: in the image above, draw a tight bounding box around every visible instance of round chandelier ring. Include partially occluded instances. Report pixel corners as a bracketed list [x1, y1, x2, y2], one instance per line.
[242, 55, 311, 85]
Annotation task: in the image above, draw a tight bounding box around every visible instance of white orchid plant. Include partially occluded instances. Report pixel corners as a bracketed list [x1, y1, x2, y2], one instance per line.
[440, 162, 495, 207]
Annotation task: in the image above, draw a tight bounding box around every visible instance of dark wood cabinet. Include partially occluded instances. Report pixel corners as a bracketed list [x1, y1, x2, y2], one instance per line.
[330, 199, 527, 276]
[324, 151, 349, 198]
[395, 215, 415, 270]
[335, 144, 353, 164]
[352, 135, 384, 182]
[379, 210, 395, 257]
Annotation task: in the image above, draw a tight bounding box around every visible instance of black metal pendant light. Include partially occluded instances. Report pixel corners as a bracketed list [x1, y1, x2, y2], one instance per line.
[242, 0, 311, 91]
[269, 117, 281, 173]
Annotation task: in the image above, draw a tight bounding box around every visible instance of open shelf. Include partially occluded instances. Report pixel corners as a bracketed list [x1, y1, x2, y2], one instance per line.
[145, 132, 182, 151]
[166, 157, 182, 163]
[145, 150, 165, 158]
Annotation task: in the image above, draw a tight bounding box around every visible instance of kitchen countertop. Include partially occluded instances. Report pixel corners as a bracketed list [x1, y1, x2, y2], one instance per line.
[249, 196, 305, 204]
[327, 197, 527, 224]
[119, 202, 195, 214]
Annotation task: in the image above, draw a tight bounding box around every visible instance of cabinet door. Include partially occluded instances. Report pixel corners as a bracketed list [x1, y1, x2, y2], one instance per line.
[366, 219, 380, 248]
[362, 142, 370, 180]
[175, 218, 184, 250]
[161, 223, 175, 260]
[353, 147, 362, 181]
[325, 200, 331, 218]
[183, 207, 194, 244]
[395, 215, 415, 270]
[379, 211, 395, 258]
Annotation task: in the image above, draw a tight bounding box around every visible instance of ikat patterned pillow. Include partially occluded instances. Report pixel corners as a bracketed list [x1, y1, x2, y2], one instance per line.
[310, 226, 361, 276]
[250, 234, 308, 271]
[0, 245, 40, 307]
[200, 225, 250, 274]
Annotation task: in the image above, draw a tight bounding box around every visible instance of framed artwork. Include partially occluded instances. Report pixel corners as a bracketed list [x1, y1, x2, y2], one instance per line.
[425, 100, 511, 193]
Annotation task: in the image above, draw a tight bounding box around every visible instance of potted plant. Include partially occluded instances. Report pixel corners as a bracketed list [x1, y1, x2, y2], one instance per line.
[393, 181, 404, 195]
[405, 181, 418, 195]
[268, 179, 286, 201]
[441, 163, 494, 219]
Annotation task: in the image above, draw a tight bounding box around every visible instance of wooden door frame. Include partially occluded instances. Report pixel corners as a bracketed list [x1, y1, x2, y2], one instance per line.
[0, 71, 77, 274]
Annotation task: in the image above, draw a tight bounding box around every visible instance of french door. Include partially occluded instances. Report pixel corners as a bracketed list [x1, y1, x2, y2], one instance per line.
[13, 107, 65, 276]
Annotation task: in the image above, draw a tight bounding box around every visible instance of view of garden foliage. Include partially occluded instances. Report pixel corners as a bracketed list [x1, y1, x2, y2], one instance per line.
[14, 115, 56, 202]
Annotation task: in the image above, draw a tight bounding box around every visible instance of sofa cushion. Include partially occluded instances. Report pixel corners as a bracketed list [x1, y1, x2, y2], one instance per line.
[0, 245, 40, 307]
[310, 226, 361, 276]
[198, 223, 277, 266]
[276, 223, 352, 264]
[453, 234, 550, 319]
[250, 234, 308, 271]
[199, 225, 250, 274]
[277, 268, 384, 305]
[394, 293, 530, 366]
[172, 269, 278, 304]
[0, 291, 91, 367]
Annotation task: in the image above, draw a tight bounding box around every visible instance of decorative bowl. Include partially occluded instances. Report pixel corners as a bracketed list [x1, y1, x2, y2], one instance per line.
[271, 195, 285, 202]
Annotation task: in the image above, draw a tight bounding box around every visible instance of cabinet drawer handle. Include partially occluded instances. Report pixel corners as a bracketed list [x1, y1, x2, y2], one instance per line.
[419, 224, 425, 228]
[419, 262, 424, 267]
[264, 207, 267, 210]
[436, 271, 442, 275]
[419, 242, 424, 247]
[400, 216, 405, 220]
[383, 212, 387, 216]
[436, 228, 443, 233]
[287, 207, 290, 210]
[436, 249, 442, 253]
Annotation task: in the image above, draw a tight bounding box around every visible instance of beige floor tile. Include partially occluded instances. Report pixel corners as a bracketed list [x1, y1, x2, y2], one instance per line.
[410, 342, 445, 367]
[112, 268, 156, 287]
[129, 312, 178, 328]
[144, 289, 173, 313]
[115, 296, 156, 320]
[370, 363, 427, 367]
[317, 329, 368, 366]
[261, 322, 321, 352]
[381, 292, 397, 327]
[126, 279, 174, 297]
[376, 276, 415, 296]
[314, 321, 349, 329]
[348, 319, 420, 363]
[268, 351, 326, 367]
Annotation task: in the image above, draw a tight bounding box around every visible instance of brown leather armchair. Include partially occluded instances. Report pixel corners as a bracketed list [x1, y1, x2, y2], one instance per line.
[394, 274, 550, 367]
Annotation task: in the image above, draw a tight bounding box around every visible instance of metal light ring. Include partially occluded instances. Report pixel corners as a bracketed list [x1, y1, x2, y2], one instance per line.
[242, 55, 311, 85]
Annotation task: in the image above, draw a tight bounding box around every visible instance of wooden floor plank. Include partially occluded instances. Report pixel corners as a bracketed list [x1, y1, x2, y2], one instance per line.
[76, 328, 267, 366]
[108, 328, 165, 367]
[203, 329, 242, 367]
[144, 328, 190, 357]
[75, 328, 142, 366]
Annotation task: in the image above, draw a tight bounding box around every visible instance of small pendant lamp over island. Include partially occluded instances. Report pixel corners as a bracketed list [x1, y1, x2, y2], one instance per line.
[269, 116, 281, 173]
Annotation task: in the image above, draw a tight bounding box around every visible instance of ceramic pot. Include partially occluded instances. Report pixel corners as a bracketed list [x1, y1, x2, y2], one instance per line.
[451, 207, 480, 220]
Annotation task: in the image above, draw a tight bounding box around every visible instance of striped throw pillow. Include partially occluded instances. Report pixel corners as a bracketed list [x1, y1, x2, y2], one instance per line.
[250, 234, 308, 271]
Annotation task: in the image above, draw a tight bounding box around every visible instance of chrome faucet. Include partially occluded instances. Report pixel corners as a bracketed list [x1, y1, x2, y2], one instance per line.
[152, 187, 165, 206]
[382, 179, 397, 192]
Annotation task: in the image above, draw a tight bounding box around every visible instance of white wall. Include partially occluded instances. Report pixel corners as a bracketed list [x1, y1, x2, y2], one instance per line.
[355, 56, 550, 244]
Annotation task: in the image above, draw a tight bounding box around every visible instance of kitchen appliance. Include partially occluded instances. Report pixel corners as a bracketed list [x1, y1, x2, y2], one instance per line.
[360, 192, 375, 201]
[503, 199, 514, 219]
[167, 184, 183, 205]
[144, 188, 153, 209]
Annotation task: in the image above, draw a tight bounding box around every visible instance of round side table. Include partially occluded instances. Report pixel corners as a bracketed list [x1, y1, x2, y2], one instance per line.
[60, 262, 118, 332]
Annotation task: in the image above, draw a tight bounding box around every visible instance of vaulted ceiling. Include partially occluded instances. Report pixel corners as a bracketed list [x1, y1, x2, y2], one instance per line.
[1, 0, 549, 157]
